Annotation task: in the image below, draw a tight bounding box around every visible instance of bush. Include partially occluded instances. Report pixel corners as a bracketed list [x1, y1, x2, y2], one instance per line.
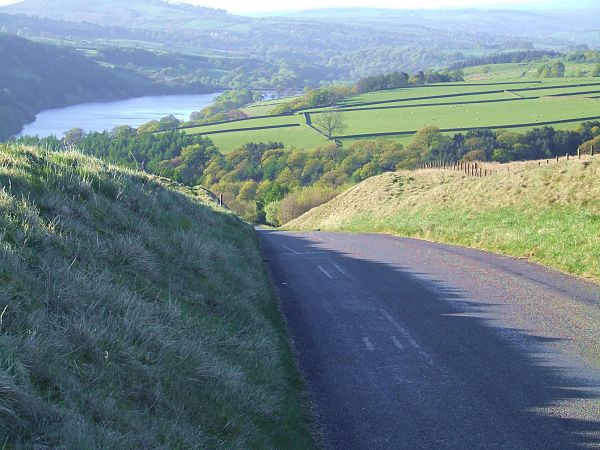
[271, 185, 343, 225]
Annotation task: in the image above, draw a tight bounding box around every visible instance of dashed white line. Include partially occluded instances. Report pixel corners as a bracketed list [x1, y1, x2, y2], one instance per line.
[381, 309, 434, 365]
[318, 265, 333, 279]
[391, 335, 405, 351]
[281, 245, 299, 254]
[332, 262, 348, 277]
[363, 337, 375, 351]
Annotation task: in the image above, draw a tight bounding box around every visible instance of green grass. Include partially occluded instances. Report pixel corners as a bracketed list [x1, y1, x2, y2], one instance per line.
[336, 80, 540, 106]
[334, 96, 600, 136]
[465, 62, 599, 81]
[183, 115, 300, 134]
[288, 156, 600, 284]
[242, 97, 297, 117]
[200, 125, 327, 152]
[183, 79, 600, 152]
[331, 91, 514, 110]
[0, 145, 315, 449]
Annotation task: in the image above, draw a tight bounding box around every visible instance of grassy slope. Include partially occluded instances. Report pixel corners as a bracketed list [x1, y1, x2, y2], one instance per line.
[335, 96, 600, 136]
[186, 79, 600, 152]
[465, 62, 599, 81]
[0, 145, 314, 449]
[288, 156, 600, 283]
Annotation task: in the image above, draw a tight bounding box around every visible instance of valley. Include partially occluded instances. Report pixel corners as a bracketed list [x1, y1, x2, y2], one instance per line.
[1, 0, 600, 448]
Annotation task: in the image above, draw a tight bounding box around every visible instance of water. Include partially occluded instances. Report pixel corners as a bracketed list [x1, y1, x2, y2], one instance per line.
[17, 92, 222, 138]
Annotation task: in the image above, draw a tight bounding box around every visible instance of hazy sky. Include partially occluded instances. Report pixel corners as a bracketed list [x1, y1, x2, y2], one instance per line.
[0, 0, 551, 13]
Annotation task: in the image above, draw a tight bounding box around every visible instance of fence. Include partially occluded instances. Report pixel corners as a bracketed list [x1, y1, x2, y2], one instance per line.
[415, 144, 596, 177]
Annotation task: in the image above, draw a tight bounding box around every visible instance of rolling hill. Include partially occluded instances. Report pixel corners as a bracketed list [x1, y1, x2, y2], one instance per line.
[182, 78, 600, 152]
[287, 156, 600, 282]
[0, 144, 314, 448]
[0, 33, 160, 140]
[0, 0, 234, 30]
[3, 0, 600, 86]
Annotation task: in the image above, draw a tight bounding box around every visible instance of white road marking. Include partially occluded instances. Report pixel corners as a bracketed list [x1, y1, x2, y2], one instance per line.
[363, 337, 375, 351]
[332, 262, 348, 277]
[282, 245, 299, 254]
[318, 265, 333, 279]
[381, 309, 434, 365]
[391, 335, 405, 351]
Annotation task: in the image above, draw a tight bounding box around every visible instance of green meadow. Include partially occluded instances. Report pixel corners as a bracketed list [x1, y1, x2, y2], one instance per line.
[183, 78, 600, 153]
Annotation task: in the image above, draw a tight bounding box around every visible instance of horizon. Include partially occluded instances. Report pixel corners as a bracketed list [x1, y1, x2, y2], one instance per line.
[0, 0, 563, 14]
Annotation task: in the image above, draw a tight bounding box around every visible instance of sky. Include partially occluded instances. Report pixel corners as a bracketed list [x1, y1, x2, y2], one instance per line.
[0, 0, 554, 14]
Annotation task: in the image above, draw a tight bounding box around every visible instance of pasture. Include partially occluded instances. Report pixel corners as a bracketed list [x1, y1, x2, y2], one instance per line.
[183, 78, 600, 153]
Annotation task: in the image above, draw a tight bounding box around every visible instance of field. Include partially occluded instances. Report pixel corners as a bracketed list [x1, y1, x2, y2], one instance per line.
[183, 78, 600, 153]
[0, 144, 314, 448]
[287, 155, 600, 284]
[464, 61, 600, 81]
[202, 124, 326, 151]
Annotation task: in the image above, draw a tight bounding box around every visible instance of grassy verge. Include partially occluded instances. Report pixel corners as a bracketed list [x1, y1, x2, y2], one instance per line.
[0, 145, 315, 448]
[288, 157, 600, 283]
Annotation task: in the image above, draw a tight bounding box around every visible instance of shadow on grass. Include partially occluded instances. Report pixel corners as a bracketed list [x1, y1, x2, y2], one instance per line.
[258, 230, 600, 450]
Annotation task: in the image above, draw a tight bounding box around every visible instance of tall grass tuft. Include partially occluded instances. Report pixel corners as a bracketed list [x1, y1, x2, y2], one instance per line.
[0, 144, 314, 449]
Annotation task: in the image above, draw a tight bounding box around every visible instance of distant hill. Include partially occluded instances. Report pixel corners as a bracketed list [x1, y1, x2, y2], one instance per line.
[0, 33, 161, 140]
[2, 0, 600, 89]
[291, 5, 600, 37]
[0, 0, 236, 30]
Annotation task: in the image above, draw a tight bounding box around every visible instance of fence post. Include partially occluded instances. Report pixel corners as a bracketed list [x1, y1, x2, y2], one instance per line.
[592, 145, 595, 157]
[566, 153, 569, 161]
[578, 147, 581, 159]
[556, 155, 559, 162]
[219, 193, 223, 207]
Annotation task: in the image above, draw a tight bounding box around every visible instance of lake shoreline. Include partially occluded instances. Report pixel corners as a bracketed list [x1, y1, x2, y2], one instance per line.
[15, 92, 224, 138]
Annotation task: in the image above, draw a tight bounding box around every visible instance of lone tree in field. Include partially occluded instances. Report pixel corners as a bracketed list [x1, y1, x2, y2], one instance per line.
[314, 108, 346, 140]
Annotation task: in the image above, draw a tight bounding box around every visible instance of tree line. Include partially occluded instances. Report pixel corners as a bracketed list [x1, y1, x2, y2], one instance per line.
[14, 121, 600, 226]
[269, 69, 465, 115]
[446, 50, 562, 71]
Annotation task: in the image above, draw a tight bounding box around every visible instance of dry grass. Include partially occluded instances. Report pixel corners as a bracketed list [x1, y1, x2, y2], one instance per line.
[288, 155, 600, 282]
[0, 145, 314, 449]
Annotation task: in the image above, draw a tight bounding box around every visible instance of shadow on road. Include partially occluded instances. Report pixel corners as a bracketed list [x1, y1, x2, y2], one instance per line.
[258, 230, 600, 450]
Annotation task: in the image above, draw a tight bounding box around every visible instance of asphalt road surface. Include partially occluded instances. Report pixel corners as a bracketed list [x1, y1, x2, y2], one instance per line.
[257, 230, 600, 450]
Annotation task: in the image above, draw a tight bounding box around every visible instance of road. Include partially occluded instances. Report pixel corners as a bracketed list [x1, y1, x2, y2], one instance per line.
[257, 230, 600, 450]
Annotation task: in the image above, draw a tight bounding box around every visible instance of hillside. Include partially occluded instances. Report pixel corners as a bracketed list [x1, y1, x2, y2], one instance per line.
[0, 33, 158, 140]
[0, 145, 314, 448]
[1, 0, 233, 30]
[183, 79, 600, 152]
[4, 0, 600, 87]
[288, 156, 600, 282]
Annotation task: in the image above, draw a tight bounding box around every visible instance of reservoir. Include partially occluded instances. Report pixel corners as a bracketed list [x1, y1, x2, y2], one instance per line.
[18, 92, 222, 138]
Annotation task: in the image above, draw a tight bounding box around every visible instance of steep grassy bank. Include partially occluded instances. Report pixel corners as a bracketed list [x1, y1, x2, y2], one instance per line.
[289, 157, 600, 282]
[0, 145, 314, 448]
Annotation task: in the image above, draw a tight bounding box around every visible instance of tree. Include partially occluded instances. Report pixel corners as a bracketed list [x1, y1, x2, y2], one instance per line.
[551, 61, 565, 78]
[314, 108, 346, 139]
[63, 128, 86, 147]
[238, 180, 257, 201]
[536, 64, 551, 78]
[159, 114, 181, 131]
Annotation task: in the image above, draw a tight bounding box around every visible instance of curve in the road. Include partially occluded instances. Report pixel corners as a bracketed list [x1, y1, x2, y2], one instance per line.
[258, 230, 600, 450]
